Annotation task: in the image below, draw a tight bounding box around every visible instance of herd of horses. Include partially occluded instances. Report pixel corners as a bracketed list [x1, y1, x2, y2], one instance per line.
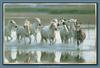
[4, 17, 86, 63]
[5, 17, 86, 46]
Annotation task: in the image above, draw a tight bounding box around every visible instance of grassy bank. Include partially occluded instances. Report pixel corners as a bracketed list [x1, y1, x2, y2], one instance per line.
[5, 7, 95, 14]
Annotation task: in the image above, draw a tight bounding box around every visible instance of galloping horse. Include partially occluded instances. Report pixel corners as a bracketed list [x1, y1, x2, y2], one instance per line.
[58, 18, 86, 46]
[5, 20, 17, 41]
[58, 18, 69, 43]
[24, 18, 41, 42]
[58, 18, 77, 44]
[41, 19, 58, 45]
[75, 24, 86, 46]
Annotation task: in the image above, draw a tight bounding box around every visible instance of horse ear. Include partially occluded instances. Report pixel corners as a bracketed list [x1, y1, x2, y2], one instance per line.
[10, 20, 16, 24]
[35, 17, 41, 23]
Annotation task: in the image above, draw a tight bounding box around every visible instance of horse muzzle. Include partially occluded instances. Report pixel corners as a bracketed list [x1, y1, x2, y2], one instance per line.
[15, 26, 17, 28]
[55, 28, 58, 31]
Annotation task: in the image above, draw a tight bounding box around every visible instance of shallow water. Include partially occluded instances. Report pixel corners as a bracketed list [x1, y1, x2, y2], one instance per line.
[4, 28, 96, 64]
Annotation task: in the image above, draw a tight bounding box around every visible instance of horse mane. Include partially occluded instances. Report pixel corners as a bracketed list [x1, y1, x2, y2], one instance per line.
[49, 22, 54, 29]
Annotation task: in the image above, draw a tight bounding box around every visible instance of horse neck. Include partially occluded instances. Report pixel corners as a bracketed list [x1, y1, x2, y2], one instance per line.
[49, 25, 55, 34]
[63, 25, 69, 32]
[69, 23, 76, 31]
[32, 23, 38, 29]
[8, 24, 13, 31]
[24, 26, 30, 34]
[65, 25, 70, 32]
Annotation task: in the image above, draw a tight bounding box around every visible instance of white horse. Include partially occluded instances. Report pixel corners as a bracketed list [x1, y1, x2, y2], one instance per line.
[5, 20, 17, 41]
[41, 19, 58, 45]
[23, 18, 42, 63]
[24, 18, 41, 42]
[59, 18, 77, 44]
[66, 19, 86, 46]
[14, 23, 31, 44]
[14, 17, 41, 44]
[5, 20, 29, 42]
[11, 24, 32, 63]
[58, 19, 70, 43]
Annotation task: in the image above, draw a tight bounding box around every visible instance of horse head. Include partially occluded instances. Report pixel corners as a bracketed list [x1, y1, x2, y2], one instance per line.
[50, 22, 58, 31]
[8, 20, 18, 31]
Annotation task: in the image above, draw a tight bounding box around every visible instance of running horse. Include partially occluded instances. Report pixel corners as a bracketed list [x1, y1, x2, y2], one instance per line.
[75, 23, 86, 46]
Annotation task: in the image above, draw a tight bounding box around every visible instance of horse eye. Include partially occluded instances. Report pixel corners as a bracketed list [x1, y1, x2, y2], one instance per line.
[10, 21, 12, 23]
[15, 26, 17, 28]
[23, 25, 25, 28]
[57, 23, 60, 26]
[39, 24, 41, 26]
[63, 22, 65, 25]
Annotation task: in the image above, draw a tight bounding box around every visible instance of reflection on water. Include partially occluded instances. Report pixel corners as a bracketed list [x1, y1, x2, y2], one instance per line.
[80, 29, 96, 64]
[4, 28, 96, 64]
[82, 51, 96, 63]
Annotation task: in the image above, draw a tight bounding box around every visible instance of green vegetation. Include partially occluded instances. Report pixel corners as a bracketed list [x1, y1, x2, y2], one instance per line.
[5, 7, 95, 14]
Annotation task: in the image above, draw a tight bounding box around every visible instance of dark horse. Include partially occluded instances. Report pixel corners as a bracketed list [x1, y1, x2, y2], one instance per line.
[75, 28, 86, 46]
[74, 22, 86, 46]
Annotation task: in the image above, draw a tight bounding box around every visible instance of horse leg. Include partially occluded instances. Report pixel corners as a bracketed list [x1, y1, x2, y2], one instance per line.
[63, 37, 66, 44]
[34, 33, 37, 43]
[9, 32, 13, 40]
[50, 37, 54, 45]
[61, 36, 64, 44]
[24, 36, 26, 45]
[50, 39, 52, 45]
[17, 34, 20, 43]
[72, 37, 75, 44]
[41, 36, 45, 44]
[10, 36, 13, 40]
[7, 35, 12, 42]
[28, 36, 31, 44]
[65, 38, 68, 44]
[41, 36, 44, 43]
[45, 38, 48, 44]
[68, 37, 72, 45]
[52, 37, 56, 44]
[77, 40, 80, 46]
[34, 36, 37, 43]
